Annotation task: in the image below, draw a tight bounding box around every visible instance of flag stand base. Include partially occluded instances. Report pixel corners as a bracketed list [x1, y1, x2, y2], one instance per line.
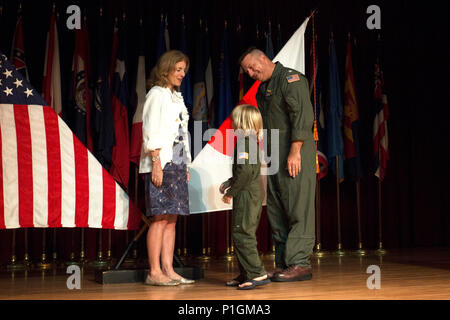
[95, 215, 204, 284]
[94, 263, 204, 284]
[95, 253, 204, 284]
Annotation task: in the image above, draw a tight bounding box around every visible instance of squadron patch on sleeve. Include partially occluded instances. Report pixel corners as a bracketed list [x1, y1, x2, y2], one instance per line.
[238, 152, 249, 160]
[287, 74, 300, 83]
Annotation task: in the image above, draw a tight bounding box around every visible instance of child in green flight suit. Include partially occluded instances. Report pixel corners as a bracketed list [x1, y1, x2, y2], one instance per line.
[220, 104, 270, 290]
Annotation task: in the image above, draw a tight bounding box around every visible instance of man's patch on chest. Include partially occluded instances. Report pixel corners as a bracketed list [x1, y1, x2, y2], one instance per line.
[286, 74, 300, 83]
[265, 89, 273, 97]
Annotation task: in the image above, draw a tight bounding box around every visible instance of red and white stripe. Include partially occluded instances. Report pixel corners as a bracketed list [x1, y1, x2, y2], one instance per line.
[130, 55, 146, 165]
[0, 104, 141, 230]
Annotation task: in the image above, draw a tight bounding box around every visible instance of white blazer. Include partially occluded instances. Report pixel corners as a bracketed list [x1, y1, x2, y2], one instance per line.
[139, 86, 191, 173]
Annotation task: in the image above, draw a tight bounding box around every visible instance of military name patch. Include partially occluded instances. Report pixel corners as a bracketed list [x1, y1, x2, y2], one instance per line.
[238, 152, 249, 160]
[287, 74, 300, 83]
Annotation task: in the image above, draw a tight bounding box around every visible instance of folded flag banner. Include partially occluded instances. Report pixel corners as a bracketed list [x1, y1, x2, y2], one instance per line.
[188, 17, 310, 213]
[109, 22, 130, 189]
[70, 20, 93, 152]
[10, 12, 29, 80]
[156, 15, 170, 60]
[343, 36, 363, 181]
[216, 24, 233, 129]
[179, 17, 193, 114]
[192, 21, 209, 123]
[265, 23, 275, 60]
[309, 34, 328, 180]
[0, 53, 141, 230]
[93, 12, 115, 171]
[327, 35, 345, 181]
[42, 9, 62, 116]
[373, 38, 389, 181]
[205, 28, 214, 128]
[130, 22, 146, 166]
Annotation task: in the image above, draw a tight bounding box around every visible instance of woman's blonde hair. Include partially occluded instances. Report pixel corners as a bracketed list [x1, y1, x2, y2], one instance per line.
[147, 50, 190, 89]
[231, 104, 263, 140]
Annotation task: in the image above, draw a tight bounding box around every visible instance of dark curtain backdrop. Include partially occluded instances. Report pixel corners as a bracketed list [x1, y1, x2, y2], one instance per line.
[1, 0, 449, 264]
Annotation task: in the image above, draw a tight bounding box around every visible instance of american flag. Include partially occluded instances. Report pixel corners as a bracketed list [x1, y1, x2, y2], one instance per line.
[0, 53, 141, 230]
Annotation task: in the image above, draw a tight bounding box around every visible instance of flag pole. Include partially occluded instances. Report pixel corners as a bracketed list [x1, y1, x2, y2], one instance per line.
[114, 215, 151, 269]
[121, 166, 139, 267]
[230, 214, 235, 257]
[354, 180, 366, 256]
[268, 232, 275, 259]
[79, 228, 88, 265]
[263, 207, 275, 259]
[313, 178, 326, 257]
[206, 212, 211, 258]
[197, 212, 211, 261]
[23, 228, 31, 268]
[335, 156, 345, 256]
[35, 229, 51, 269]
[222, 210, 234, 261]
[65, 229, 76, 266]
[106, 229, 113, 265]
[182, 216, 188, 258]
[310, 11, 326, 258]
[131, 166, 139, 261]
[7, 230, 25, 270]
[197, 213, 207, 261]
[51, 228, 59, 267]
[227, 210, 235, 260]
[176, 214, 182, 257]
[89, 230, 108, 267]
[376, 178, 386, 255]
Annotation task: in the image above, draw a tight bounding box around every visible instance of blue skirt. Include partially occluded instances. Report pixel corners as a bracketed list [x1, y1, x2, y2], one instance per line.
[144, 145, 190, 217]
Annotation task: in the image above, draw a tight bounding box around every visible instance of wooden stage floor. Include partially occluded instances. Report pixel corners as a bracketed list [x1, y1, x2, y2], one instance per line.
[1, 247, 449, 300]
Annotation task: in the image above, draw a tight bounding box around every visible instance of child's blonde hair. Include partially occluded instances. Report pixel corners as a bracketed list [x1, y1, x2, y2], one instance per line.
[231, 104, 263, 141]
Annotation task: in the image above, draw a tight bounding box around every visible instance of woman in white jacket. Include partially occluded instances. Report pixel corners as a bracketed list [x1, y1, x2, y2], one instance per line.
[139, 50, 193, 286]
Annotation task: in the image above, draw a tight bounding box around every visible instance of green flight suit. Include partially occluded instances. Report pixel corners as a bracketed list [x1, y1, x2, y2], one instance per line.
[257, 62, 316, 269]
[225, 135, 266, 280]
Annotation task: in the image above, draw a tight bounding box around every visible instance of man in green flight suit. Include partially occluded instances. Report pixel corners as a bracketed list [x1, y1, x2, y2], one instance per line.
[239, 47, 316, 282]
